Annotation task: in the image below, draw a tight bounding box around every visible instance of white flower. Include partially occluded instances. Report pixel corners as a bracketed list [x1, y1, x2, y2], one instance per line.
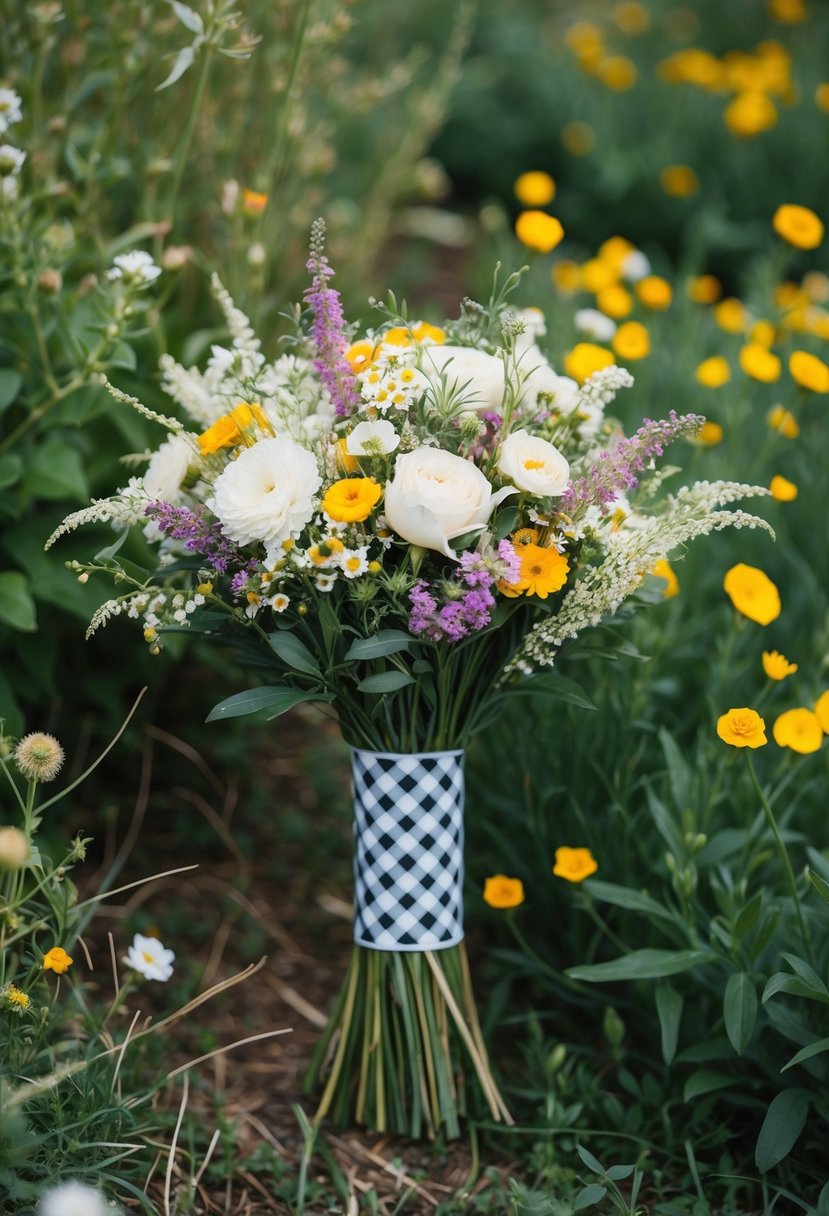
[420, 345, 506, 412]
[497, 430, 570, 497]
[345, 419, 400, 456]
[39, 1181, 117, 1216]
[143, 434, 193, 503]
[207, 344, 235, 375]
[0, 90, 22, 135]
[384, 448, 514, 559]
[2, 175, 19, 199]
[315, 573, 336, 592]
[270, 593, 290, 612]
[210, 436, 321, 555]
[621, 250, 651, 282]
[514, 307, 547, 354]
[0, 144, 25, 176]
[107, 250, 161, 284]
[575, 308, 617, 342]
[124, 933, 174, 982]
[338, 546, 369, 578]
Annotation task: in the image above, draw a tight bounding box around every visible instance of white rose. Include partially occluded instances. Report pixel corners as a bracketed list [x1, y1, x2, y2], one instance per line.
[384, 448, 514, 558]
[346, 419, 400, 456]
[210, 436, 321, 552]
[497, 430, 570, 497]
[143, 434, 194, 503]
[420, 345, 506, 413]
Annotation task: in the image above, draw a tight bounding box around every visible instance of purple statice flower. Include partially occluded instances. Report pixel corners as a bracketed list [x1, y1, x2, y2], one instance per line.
[497, 539, 521, 586]
[304, 218, 360, 419]
[559, 411, 703, 514]
[408, 566, 499, 643]
[144, 501, 257, 576]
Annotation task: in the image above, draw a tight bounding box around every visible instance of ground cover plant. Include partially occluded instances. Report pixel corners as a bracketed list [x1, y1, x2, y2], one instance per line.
[3, 0, 829, 1213]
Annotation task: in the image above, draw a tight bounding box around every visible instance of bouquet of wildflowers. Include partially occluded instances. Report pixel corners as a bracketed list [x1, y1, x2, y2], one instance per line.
[50, 220, 772, 1136]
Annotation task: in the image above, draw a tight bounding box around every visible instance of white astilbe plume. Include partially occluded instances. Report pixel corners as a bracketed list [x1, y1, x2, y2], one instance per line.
[505, 481, 773, 675]
[102, 377, 184, 433]
[210, 273, 260, 353]
[45, 479, 149, 549]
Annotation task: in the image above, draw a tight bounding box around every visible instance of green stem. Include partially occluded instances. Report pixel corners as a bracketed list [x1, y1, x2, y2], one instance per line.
[746, 753, 813, 966]
[165, 44, 214, 228]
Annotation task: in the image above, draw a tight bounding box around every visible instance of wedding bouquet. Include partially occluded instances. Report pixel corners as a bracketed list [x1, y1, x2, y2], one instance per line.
[50, 221, 771, 1137]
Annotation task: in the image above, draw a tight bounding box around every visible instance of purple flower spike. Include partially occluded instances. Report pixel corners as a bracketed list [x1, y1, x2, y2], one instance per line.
[304, 219, 360, 419]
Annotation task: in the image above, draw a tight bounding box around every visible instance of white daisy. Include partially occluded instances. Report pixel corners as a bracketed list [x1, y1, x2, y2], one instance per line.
[124, 933, 174, 982]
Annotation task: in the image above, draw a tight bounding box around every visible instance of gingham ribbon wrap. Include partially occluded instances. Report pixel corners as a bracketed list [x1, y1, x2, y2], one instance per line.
[351, 748, 465, 951]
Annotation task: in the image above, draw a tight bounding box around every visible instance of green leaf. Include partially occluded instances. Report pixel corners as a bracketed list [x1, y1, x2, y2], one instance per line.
[0, 369, 23, 412]
[655, 982, 683, 1066]
[781, 1036, 829, 1073]
[206, 686, 324, 722]
[492, 505, 520, 540]
[573, 1185, 607, 1210]
[781, 952, 829, 995]
[684, 1070, 735, 1101]
[344, 630, 415, 661]
[724, 973, 757, 1055]
[763, 973, 829, 1005]
[807, 868, 829, 907]
[0, 455, 22, 490]
[157, 44, 196, 91]
[357, 671, 416, 694]
[0, 572, 37, 632]
[102, 341, 137, 371]
[659, 727, 691, 810]
[504, 672, 596, 711]
[567, 948, 716, 983]
[94, 528, 131, 563]
[733, 890, 764, 940]
[755, 1090, 809, 1172]
[605, 1164, 635, 1182]
[21, 441, 88, 502]
[576, 1145, 604, 1175]
[269, 631, 322, 677]
[585, 880, 675, 924]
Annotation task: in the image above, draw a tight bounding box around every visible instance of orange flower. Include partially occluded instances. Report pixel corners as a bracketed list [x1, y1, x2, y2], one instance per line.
[198, 403, 271, 455]
[716, 708, 767, 749]
[636, 276, 673, 310]
[241, 189, 268, 217]
[553, 847, 598, 883]
[483, 875, 525, 909]
[501, 543, 569, 600]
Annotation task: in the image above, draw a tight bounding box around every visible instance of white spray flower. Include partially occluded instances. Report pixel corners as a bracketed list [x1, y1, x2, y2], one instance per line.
[0, 144, 25, 176]
[0, 89, 22, 135]
[107, 251, 161, 285]
[124, 933, 175, 982]
[575, 309, 617, 342]
[39, 1182, 118, 1216]
[345, 419, 400, 456]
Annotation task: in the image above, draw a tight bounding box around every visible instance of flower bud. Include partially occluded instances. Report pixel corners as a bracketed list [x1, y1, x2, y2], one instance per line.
[37, 268, 63, 294]
[0, 826, 30, 869]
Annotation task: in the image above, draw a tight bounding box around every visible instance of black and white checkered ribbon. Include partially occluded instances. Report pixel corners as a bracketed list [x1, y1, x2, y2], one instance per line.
[351, 748, 464, 951]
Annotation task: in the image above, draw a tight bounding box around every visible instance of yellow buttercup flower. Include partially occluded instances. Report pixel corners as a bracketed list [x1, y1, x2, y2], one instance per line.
[483, 875, 525, 909]
[762, 650, 798, 680]
[636, 275, 673, 310]
[697, 420, 724, 446]
[582, 257, 619, 294]
[714, 298, 747, 334]
[660, 165, 700, 198]
[598, 236, 635, 272]
[739, 343, 782, 383]
[241, 189, 268, 216]
[411, 321, 446, 345]
[814, 690, 829, 733]
[769, 474, 797, 501]
[564, 343, 615, 383]
[768, 405, 800, 438]
[717, 708, 767, 749]
[42, 947, 74, 975]
[551, 260, 582, 293]
[773, 204, 824, 250]
[612, 321, 650, 360]
[612, 1, 650, 33]
[501, 544, 569, 599]
[688, 275, 722, 304]
[724, 92, 778, 138]
[652, 559, 679, 598]
[723, 563, 781, 625]
[515, 211, 564, 254]
[696, 356, 730, 388]
[198, 403, 270, 455]
[553, 847, 598, 883]
[769, 0, 806, 23]
[596, 284, 634, 318]
[750, 320, 776, 348]
[562, 120, 595, 156]
[816, 83, 829, 113]
[790, 350, 829, 392]
[514, 171, 556, 206]
[773, 708, 823, 754]
[321, 478, 382, 523]
[599, 55, 638, 91]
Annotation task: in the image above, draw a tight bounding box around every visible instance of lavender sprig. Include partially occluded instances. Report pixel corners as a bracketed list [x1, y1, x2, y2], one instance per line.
[145, 501, 256, 575]
[560, 411, 703, 514]
[304, 218, 360, 419]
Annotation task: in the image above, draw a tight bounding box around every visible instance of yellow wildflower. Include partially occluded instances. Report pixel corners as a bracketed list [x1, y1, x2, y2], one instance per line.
[551, 260, 582, 293]
[612, 321, 650, 360]
[717, 708, 767, 749]
[335, 438, 360, 475]
[751, 320, 777, 348]
[773, 708, 823, 754]
[816, 83, 829, 112]
[3, 985, 30, 1011]
[790, 350, 829, 392]
[652, 559, 679, 598]
[739, 343, 782, 383]
[582, 257, 619, 294]
[723, 563, 781, 624]
[612, 1, 649, 33]
[814, 690, 829, 733]
[564, 343, 615, 384]
[345, 339, 378, 373]
[562, 120, 595, 156]
[321, 478, 381, 523]
[769, 474, 797, 501]
[501, 544, 569, 600]
[514, 171, 556, 206]
[660, 165, 699, 198]
[198, 403, 270, 455]
[762, 650, 798, 680]
[769, 0, 806, 22]
[599, 56, 638, 90]
[43, 947, 73, 975]
[714, 298, 747, 333]
[688, 275, 722, 304]
[483, 875, 525, 909]
[596, 284, 633, 319]
[598, 236, 635, 271]
[696, 356, 731, 388]
[773, 204, 824, 250]
[636, 276, 673, 310]
[698, 420, 724, 445]
[724, 92, 778, 138]
[515, 211, 564, 254]
[553, 847, 598, 883]
[768, 405, 800, 438]
[241, 189, 268, 216]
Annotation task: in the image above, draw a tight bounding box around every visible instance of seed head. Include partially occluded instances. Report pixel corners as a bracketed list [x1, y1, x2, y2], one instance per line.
[14, 732, 65, 783]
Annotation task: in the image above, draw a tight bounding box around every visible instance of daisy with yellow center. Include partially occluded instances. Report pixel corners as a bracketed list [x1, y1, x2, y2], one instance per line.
[483, 875, 525, 909]
[773, 708, 823, 754]
[723, 563, 781, 625]
[42, 947, 74, 975]
[308, 537, 345, 566]
[553, 847, 598, 882]
[321, 478, 382, 523]
[501, 543, 569, 600]
[716, 708, 767, 748]
[338, 547, 369, 579]
[762, 650, 798, 680]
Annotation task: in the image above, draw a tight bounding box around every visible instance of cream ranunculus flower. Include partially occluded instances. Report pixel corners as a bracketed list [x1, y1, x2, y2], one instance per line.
[497, 429, 570, 497]
[210, 436, 321, 555]
[420, 345, 506, 412]
[384, 448, 514, 558]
